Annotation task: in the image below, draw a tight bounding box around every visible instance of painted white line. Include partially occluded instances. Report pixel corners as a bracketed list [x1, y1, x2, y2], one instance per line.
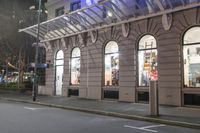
[124, 124, 166, 133]
[141, 124, 166, 129]
[24, 107, 46, 110]
[139, 128, 158, 133]
[124, 125, 157, 132]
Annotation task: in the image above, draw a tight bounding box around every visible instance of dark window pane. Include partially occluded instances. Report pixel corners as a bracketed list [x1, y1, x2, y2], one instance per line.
[68, 89, 79, 96]
[70, 1, 81, 11]
[138, 92, 149, 102]
[184, 94, 200, 106]
[55, 6, 64, 17]
[104, 90, 119, 99]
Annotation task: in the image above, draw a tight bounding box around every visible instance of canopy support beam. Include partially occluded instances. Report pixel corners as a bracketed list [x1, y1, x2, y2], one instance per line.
[155, 0, 172, 30]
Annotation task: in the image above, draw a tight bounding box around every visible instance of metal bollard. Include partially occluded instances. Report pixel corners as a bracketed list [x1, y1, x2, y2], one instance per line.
[149, 80, 159, 116]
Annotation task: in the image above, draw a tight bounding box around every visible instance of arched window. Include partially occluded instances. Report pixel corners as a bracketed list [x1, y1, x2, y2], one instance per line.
[71, 47, 81, 85]
[183, 27, 200, 88]
[55, 50, 64, 95]
[56, 50, 64, 62]
[138, 35, 158, 86]
[105, 41, 119, 86]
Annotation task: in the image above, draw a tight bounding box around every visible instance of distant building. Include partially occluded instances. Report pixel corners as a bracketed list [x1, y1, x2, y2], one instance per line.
[20, 0, 200, 106]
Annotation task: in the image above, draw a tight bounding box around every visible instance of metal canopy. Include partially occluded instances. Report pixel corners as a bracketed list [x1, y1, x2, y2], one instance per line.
[19, 0, 200, 42]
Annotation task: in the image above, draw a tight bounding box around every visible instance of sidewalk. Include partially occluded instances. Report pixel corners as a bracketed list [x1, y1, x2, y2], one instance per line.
[0, 91, 200, 129]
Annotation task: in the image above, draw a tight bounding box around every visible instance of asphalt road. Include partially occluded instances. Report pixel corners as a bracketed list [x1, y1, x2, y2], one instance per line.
[0, 100, 199, 133]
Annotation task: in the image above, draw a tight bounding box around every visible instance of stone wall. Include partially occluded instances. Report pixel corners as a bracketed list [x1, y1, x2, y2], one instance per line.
[39, 8, 200, 106]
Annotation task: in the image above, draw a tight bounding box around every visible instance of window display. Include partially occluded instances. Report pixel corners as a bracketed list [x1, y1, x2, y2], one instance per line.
[71, 47, 81, 85]
[138, 35, 157, 86]
[183, 27, 200, 87]
[105, 41, 119, 86]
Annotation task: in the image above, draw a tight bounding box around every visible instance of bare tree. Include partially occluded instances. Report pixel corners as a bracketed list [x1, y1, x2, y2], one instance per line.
[0, 0, 47, 86]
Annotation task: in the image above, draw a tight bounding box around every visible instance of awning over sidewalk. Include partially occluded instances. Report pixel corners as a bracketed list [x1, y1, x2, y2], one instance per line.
[19, 0, 200, 42]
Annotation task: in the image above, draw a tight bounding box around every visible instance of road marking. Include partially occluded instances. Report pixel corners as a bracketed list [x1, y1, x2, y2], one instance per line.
[24, 107, 47, 110]
[124, 124, 166, 132]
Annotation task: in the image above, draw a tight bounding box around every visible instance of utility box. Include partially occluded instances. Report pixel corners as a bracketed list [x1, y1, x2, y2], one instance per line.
[149, 81, 159, 116]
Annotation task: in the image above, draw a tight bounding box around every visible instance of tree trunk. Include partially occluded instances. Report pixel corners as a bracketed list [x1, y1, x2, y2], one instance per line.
[18, 49, 25, 88]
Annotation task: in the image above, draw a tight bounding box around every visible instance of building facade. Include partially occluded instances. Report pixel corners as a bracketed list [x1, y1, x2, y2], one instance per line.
[21, 0, 200, 107]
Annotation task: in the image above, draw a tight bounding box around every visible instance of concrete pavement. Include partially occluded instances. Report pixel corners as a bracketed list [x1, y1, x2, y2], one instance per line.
[0, 91, 200, 129]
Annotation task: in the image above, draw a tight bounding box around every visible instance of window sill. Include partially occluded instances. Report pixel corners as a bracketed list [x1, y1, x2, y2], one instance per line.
[136, 86, 149, 92]
[103, 86, 119, 91]
[69, 86, 79, 90]
[183, 88, 200, 94]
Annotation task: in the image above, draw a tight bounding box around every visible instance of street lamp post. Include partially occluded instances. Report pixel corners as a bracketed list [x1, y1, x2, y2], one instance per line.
[33, 0, 42, 101]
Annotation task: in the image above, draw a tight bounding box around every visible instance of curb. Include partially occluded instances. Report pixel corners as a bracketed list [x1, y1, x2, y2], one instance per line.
[1, 97, 200, 129]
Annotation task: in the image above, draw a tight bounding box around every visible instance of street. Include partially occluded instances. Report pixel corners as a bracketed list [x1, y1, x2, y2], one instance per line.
[0, 100, 199, 133]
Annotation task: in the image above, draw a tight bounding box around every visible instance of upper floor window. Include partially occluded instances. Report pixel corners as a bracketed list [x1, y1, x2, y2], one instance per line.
[183, 27, 200, 88]
[86, 0, 97, 5]
[105, 41, 119, 86]
[138, 35, 158, 87]
[55, 6, 64, 17]
[70, 1, 81, 11]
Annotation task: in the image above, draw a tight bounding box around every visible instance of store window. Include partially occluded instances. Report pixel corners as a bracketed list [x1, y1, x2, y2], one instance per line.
[71, 47, 81, 85]
[55, 6, 64, 17]
[105, 41, 119, 86]
[183, 27, 200, 88]
[138, 35, 158, 87]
